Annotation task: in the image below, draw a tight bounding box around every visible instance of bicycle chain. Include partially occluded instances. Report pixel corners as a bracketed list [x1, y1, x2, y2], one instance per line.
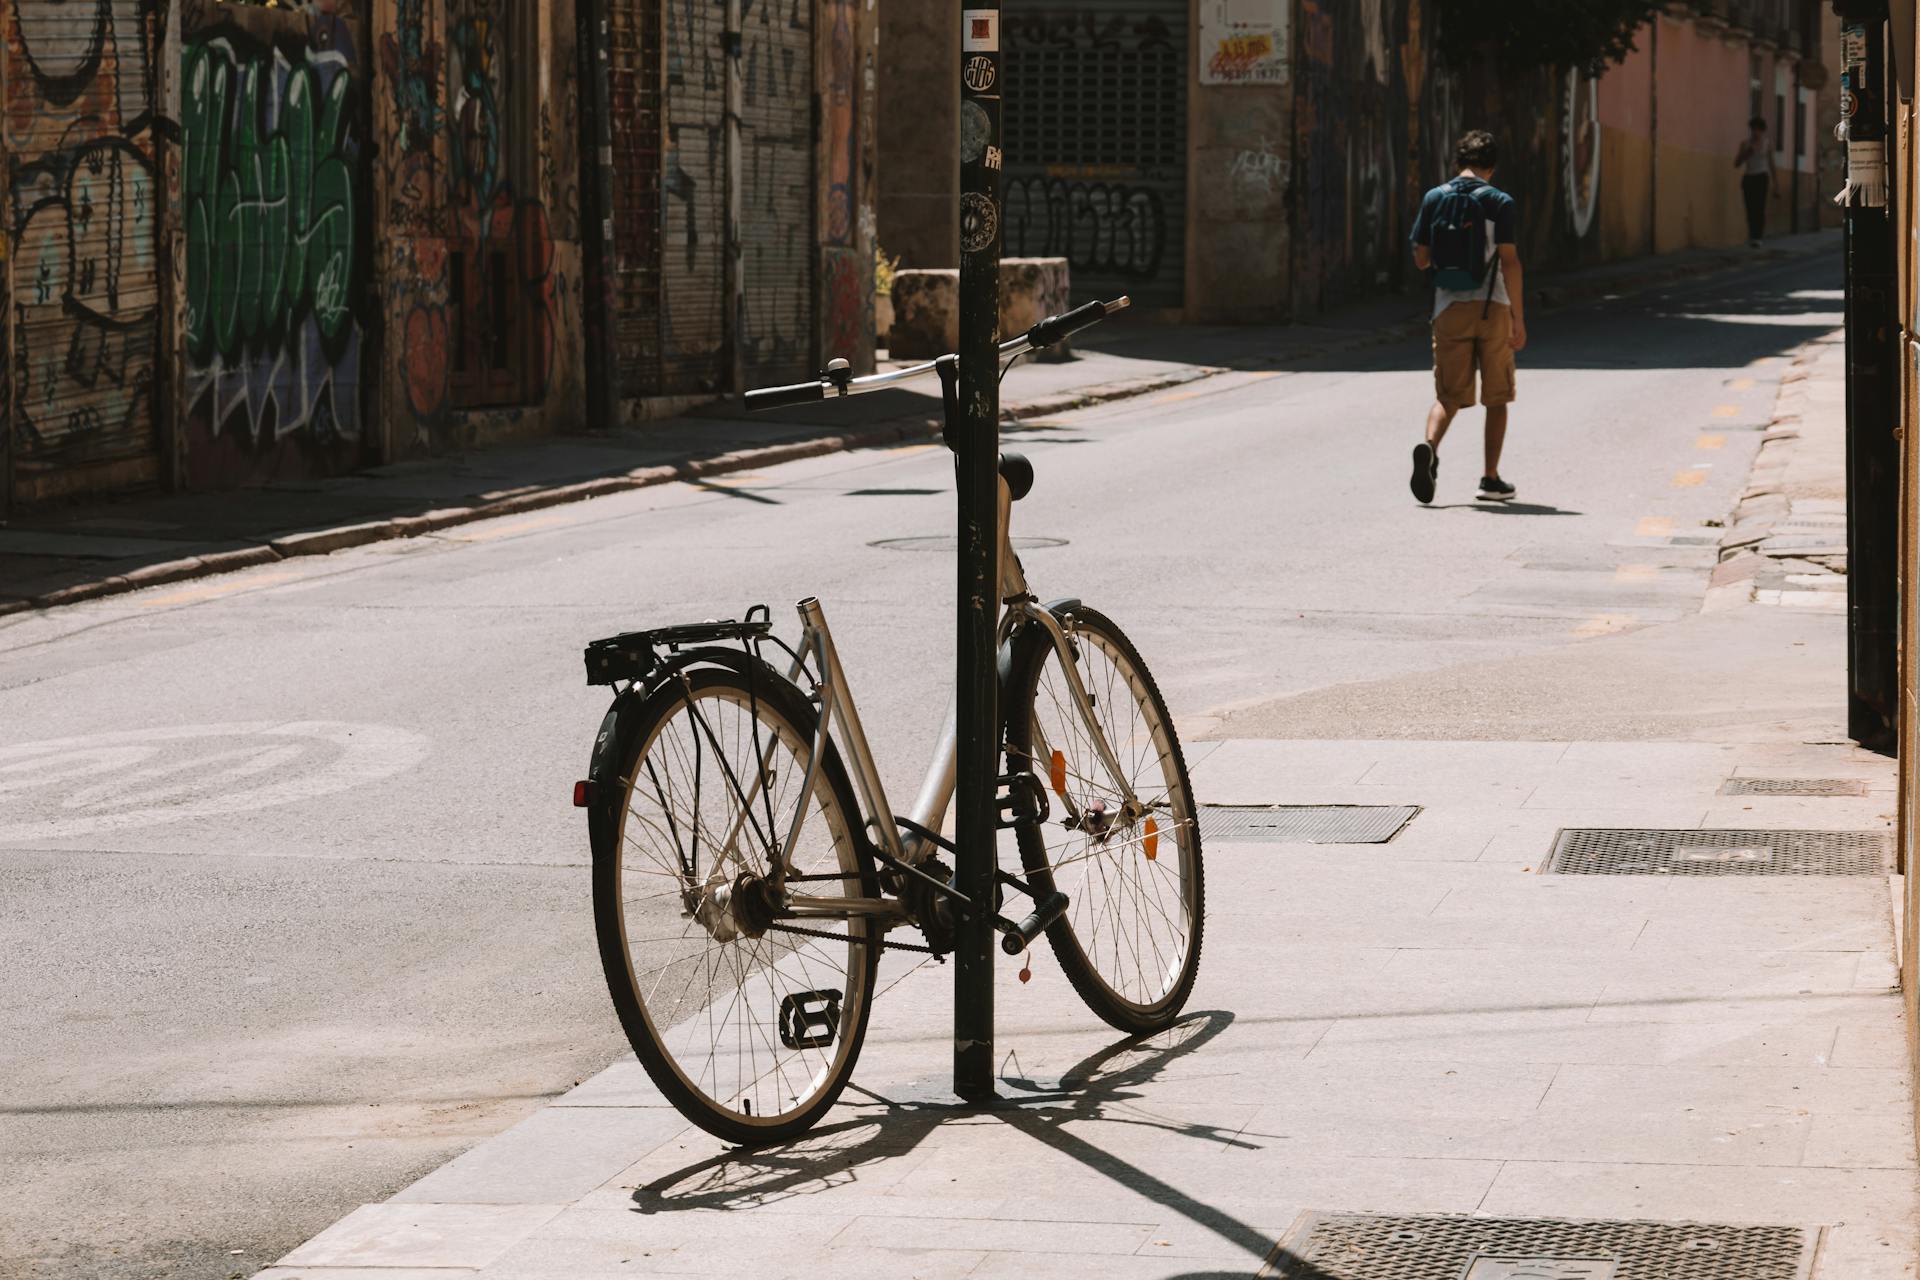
[767, 921, 943, 956]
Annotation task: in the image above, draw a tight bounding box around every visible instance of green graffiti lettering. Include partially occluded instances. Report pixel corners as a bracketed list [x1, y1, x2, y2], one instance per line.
[184, 37, 361, 365]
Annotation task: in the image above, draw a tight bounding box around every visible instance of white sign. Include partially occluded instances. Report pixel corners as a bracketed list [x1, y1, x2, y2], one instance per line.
[962, 10, 998, 52]
[1200, 0, 1288, 86]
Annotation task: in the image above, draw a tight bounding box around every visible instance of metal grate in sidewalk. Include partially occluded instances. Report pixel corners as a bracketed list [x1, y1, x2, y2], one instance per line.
[1199, 805, 1419, 844]
[1717, 777, 1869, 797]
[1265, 1212, 1811, 1279]
[1545, 827, 1887, 876]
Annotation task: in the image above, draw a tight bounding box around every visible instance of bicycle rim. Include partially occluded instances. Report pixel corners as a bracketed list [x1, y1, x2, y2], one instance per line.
[1008, 608, 1202, 1029]
[599, 670, 876, 1140]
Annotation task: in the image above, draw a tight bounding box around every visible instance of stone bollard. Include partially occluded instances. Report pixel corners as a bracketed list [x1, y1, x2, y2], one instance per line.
[887, 258, 1073, 360]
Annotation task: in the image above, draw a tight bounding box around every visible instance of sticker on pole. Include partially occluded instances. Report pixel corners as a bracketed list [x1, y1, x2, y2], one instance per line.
[963, 10, 998, 51]
[960, 193, 999, 252]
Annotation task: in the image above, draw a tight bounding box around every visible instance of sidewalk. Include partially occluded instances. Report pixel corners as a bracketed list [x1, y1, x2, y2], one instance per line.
[0, 231, 1837, 616]
[258, 289, 1917, 1279]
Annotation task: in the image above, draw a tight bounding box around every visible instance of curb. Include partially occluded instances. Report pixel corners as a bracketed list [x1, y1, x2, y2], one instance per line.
[1705, 327, 1834, 612]
[8, 368, 1213, 616]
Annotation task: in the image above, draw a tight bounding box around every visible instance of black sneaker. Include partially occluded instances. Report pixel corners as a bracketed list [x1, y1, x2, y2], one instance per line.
[1410, 443, 1437, 505]
[1477, 475, 1517, 503]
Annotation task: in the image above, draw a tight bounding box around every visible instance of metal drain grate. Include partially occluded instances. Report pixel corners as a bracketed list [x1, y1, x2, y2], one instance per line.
[1547, 828, 1887, 876]
[1266, 1213, 1810, 1280]
[1200, 805, 1419, 844]
[1718, 777, 1869, 797]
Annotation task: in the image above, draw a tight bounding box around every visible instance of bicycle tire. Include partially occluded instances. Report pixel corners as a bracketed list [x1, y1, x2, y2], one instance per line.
[1003, 604, 1204, 1033]
[590, 665, 879, 1144]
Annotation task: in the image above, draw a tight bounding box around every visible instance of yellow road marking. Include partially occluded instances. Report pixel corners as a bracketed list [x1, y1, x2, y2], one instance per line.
[1614, 564, 1659, 583]
[1636, 516, 1674, 538]
[1711, 404, 1738, 418]
[1672, 469, 1708, 488]
[1696, 434, 1726, 450]
[141, 571, 303, 608]
[693, 473, 765, 487]
[1576, 613, 1636, 637]
[1728, 377, 1755, 391]
[452, 511, 574, 542]
[886, 443, 939, 456]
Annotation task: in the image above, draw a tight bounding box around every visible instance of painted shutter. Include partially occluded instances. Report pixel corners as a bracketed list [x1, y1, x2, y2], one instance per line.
[609, 0, 663, 395]
[5, 1, 161, 477]
[738, 0, 813, 384]
[1002, 0, 1188, 309]
[660, 0, 727, 392]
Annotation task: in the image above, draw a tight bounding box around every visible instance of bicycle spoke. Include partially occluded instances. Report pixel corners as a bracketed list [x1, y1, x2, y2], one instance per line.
[605, 677, 872, 1133]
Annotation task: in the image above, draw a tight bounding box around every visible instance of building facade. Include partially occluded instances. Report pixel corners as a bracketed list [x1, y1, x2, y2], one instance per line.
[878, 0, 1841, 323]
[0, 0, 875, 511]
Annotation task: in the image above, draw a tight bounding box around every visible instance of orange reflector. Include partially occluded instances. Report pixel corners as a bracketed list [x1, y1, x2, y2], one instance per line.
[573, 780, 594, 808]
[1143, 816, 1159, 861]
[1049, 750, 1068, 798]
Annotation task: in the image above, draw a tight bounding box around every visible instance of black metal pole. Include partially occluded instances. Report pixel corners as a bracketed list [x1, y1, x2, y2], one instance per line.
[1835, 5, 1900, 754]
[953, 1, 1002, 1103]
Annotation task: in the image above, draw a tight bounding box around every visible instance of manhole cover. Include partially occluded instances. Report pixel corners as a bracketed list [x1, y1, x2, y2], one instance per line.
[1200, 805, 1419, 844]
[1718, 777, 1869, 797]
[869, 535, 1068, 552]
[1265, 1213, 1810, 1280]
[1546, 828, 1887, 876]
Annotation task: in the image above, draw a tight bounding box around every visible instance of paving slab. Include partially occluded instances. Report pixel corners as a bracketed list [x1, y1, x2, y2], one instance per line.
[263, 736, 1915, 1279]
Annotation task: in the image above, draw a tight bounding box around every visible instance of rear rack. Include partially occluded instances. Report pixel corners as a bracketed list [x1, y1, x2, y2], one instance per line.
[584, 616, 773, 686]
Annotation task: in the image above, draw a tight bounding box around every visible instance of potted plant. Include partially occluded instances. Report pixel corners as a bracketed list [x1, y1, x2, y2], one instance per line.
[875, 245, 900, 355]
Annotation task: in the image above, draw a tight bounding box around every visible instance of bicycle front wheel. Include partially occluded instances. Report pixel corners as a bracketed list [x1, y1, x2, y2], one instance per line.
[591, 666, 878, 1144]
[1003, 605, 1204, 1033]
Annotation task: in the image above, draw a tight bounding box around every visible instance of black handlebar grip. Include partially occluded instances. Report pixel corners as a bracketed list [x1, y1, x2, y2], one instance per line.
[1001, 890, 1070, 954]
[743, 381, 826, 412]
[1028, 300, 1108, 350]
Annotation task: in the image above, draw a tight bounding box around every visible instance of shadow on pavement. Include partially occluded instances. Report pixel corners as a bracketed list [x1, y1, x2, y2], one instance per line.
[1425, 501, 1582, 516]
[627, 1009, 1299, 1273]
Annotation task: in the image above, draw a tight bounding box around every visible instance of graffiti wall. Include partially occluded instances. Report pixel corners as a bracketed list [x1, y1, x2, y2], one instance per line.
[372, 0, 582, 452]
[1001, 3, 1189, 309]
[817, 0, 875, 371]
[180, 2, 367, 486]
[5, 0, 165, 500]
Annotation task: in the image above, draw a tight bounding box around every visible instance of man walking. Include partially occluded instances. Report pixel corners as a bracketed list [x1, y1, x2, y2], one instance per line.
[1408, 129, 1526, 505]
[1735, 116, 1772, 246]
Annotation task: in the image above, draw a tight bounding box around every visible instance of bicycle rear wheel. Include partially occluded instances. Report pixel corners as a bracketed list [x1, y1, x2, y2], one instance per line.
[591, 666, 878, 1144]
[1003, 605, 1204, 1033]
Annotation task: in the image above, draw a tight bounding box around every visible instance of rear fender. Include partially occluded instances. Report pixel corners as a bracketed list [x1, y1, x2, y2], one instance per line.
[585, 646, 798, 855]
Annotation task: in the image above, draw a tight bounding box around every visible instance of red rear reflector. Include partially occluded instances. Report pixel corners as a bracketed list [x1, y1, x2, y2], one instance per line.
[573, 780, 594, 807]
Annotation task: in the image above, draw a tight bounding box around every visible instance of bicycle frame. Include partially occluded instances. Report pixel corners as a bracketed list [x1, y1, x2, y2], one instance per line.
[773, 464, 1145, 932]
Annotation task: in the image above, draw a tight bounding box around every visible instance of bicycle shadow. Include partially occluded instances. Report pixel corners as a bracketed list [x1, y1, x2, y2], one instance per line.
[627, 1010, 1301, 1273]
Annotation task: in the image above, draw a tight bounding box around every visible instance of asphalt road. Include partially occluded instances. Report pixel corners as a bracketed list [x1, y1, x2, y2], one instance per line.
[0, 250, 1843, 1278]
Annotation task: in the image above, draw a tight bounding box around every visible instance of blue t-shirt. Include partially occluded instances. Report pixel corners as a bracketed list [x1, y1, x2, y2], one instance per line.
[1411, 177, 1517, 318]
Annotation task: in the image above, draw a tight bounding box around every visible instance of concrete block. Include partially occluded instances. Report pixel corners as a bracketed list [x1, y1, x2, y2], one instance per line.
[888, 259, 1071, 358]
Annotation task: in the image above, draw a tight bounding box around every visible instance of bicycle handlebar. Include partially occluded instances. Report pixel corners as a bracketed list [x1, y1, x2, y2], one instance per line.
[743, 295, 1130, 412]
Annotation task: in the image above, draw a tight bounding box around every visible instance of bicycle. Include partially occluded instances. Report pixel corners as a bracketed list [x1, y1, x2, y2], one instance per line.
[576, 296, 1204, 1144]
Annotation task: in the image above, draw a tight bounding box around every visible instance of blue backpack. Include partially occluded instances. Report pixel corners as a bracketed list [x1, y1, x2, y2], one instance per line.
[1428, 178, 1497, 297]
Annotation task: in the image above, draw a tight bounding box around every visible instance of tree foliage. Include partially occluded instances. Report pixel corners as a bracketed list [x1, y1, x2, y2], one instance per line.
[1435, 0, 1669, 73]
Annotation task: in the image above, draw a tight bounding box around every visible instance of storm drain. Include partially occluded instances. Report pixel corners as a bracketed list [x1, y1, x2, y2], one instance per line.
[1717, 777, 1869, 797]
[1265, 1213, 1810, 1280]
[1546, 827, 1887, 876]
[1200, 805, 1419, 844]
